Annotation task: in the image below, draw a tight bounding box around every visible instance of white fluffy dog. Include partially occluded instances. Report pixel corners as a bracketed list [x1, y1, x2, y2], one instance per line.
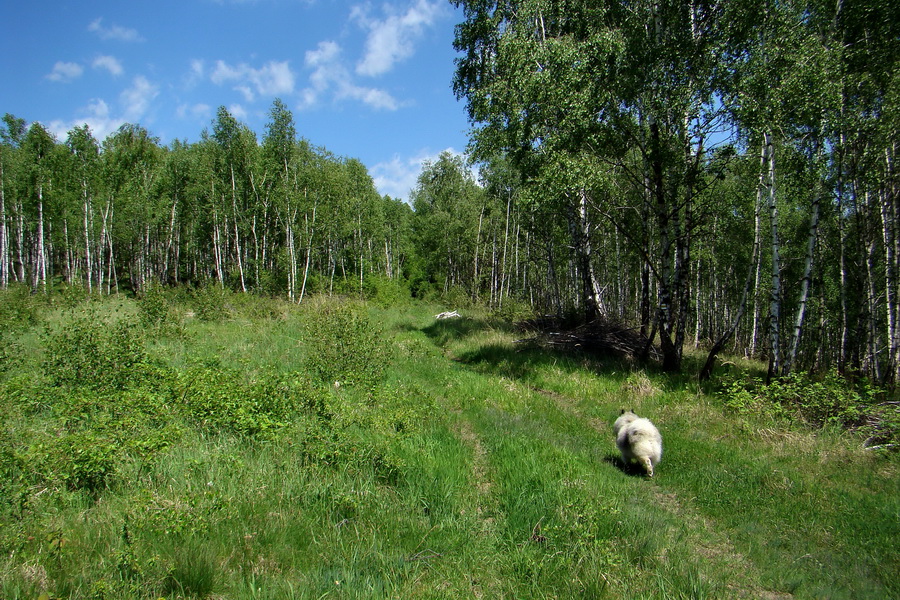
[614, 409, 662, 477]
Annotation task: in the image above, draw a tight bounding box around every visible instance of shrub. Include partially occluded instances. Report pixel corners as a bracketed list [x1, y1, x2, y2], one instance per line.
[0, 283, 41, 332]
[490, 297, 535, 323]
[191, 284, 233, 322]
[31, 431, 120, 492]
[137, 284, 184, 336]
[717, 369, 883, 431]
[300, 300, 389, 389]
[42, 309, 147, 392]
[363, 275, 411, 307]
[175, 367, 326, 437]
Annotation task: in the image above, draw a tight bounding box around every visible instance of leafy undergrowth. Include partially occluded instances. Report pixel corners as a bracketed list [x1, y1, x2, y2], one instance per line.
[0, 293, 897, 599]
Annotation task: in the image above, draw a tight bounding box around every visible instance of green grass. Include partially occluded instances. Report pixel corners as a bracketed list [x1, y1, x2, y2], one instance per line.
[0, 292, 897, 599]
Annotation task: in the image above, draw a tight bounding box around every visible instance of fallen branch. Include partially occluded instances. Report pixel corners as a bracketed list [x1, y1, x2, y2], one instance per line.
[434, 310, 460, 320]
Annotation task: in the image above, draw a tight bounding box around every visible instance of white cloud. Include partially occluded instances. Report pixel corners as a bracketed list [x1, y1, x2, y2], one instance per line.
[88, 18, 145, 42]
[47, 98, 123, 142]
[353, 0, 444, 77]
[177, 103, 213, 121]
[370, 147, 465, 202]
[182, 59, 206, 89]
[236, 85, 255, 102]
[46, 76, 160, 142]
[46, 61, 84, 83]
[299, 41, 400, 111]
[93, 55, 124, 77]
[228, 104, 248, 120]
[121, 76, 160, 121]
[342, 86, 399, 111]
[210, 59, 296, 98]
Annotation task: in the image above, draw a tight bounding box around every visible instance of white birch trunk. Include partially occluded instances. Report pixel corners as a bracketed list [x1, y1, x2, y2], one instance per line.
[765, 132, 781, 379]
[230, 167, 246, 293]
[0, 154, 8, 287]
[499, 193, 511, 308]
[37, 182, 47, 293]
[882, 146, 899, 382]
[82, 177, 93, 293]
[286, 215, 296, 302]
[783, 175, 821, 375]
[299, 199, 317, 304]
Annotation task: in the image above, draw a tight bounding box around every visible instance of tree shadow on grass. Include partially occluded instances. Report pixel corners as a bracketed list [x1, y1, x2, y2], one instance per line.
[417, 315, 754, 399]
[420, 316, 636, 384]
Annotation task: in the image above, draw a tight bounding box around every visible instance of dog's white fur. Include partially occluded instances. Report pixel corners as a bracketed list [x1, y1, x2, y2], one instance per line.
[614, 410, 662, 477]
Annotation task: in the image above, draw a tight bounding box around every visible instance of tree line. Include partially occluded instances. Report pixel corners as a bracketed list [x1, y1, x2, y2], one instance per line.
[1, 0, 898, 385]
[0, 102, 413, 304]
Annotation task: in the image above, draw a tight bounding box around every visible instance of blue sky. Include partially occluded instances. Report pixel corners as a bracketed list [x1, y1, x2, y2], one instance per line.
[0, 0, 471, 201]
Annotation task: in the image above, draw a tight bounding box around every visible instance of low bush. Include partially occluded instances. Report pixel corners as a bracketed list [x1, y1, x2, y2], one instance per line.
[175, 367, 326, 437]
[300, 299, 389, 389]
[489, 297, 535, 323]
[137, 284, 184, 337]
[717, 369, 886, 433]
[363, 275, 411, 307]
[42, 309, 147, 392]
[0, 283, 41, 332]
[191, 284, 233, 322]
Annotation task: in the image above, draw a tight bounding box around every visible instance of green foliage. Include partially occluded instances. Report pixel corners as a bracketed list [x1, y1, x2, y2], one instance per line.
[862, 401, 900, 453]
[32, 431, 120, 492]
[300, 299, 389, 389]
[717, 369, 883, 430]
[191, 284, 233, 322]
[42, 309, 147, 391]
[175, 367, 325, 437]
[6, 384, 183, 494]
[363, 275, 410, 307]
[1, 294, 897, 599]
[490, 297, 536, 324]
[0, 283, 41, 332]
[137, 284, 184, 337]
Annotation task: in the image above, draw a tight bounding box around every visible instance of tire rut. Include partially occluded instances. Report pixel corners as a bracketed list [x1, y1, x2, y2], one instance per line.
[525, 383, 793, 599]
[451, 414, 501, 598]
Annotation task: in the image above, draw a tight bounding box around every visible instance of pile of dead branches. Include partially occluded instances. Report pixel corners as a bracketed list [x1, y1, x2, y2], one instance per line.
[516, 316, 661, 362]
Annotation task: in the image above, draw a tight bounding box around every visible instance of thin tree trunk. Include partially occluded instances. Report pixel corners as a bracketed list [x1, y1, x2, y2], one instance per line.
[764, 132, 782, 381]
[473, 203, 484, 301]
[650, 118, 678, 370]
[213, 208, 224, 287]
[0, 154, 8, 288]
[864, 196, 883, 381]
[286, 212, 296, 302]
[99, 198, 111, 294]
[164, 199, 178, 283]
[499, 192, 511, 308]
[62, 218, 71, 284]
[82, 177, 93, 292]
[782, 161, 821, 376]
[36, 182, 47, 293]
[15, 197, 25, 283]
[299, 199, 317, 304]
[230, 167, 246, 293]
[882, 145, 899, 383]
[573, 188, 604, 321]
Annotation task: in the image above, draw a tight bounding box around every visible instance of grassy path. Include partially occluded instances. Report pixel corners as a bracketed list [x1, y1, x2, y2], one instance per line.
[394, 311, 900, 599]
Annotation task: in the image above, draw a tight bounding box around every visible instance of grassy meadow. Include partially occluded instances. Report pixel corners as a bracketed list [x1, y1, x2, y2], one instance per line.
[0, 286, 898, 599]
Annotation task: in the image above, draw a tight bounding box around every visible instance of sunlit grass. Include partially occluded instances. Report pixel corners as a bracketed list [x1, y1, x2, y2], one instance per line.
[1, 293, 897, 599]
